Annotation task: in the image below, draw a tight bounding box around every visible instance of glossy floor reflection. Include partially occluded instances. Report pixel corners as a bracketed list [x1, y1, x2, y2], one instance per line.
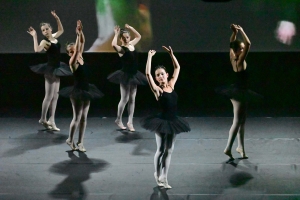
[0, 117, 299, 200]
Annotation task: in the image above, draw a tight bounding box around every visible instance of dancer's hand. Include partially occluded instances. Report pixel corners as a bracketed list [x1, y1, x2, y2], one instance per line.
[234, 25, 243, 32]
[230, 24, 238, 33]
[114, 25, 120, 35]
[162, 46, 173, 55]
[125, 24, 133, 30]
[148, 50, 156, 57]
[27, 27, 36, 37]
[51, 10, 60, 20]
[76, 20, 83, 35]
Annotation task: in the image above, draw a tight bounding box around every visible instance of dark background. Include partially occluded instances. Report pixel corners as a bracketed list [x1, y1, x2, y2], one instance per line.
[1, 52, 299, 118]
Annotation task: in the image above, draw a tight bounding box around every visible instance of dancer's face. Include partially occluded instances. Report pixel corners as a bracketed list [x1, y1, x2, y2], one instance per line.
[155, 68, 169, 84]
[120, 33, 131, 44]
[41, 24, 52, 37]
[67, 45, 75, 57]
[235, 43, 245, 56]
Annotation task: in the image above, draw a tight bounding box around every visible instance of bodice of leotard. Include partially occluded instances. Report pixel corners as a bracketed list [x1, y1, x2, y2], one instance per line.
[158, 90, 178, 119]
[73, 64, 89, 91]
[120, 46, 138, 74]
[235, 70, 249, 89]
[44, 37, 61, 68]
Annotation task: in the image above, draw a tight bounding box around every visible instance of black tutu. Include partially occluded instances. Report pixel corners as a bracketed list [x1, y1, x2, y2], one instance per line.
[140, 113, 191, 135]
[30, 62, 72, 76]
[107, 70, 148, 85]
[59, 84, 104, 100]
[215, 84, 263, 102]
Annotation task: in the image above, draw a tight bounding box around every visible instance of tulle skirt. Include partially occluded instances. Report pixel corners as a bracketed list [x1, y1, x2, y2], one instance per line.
[59, 84, 104, 101]
[107, 70, 148, 85]
[140, 113, 191, 134]
[215, 84, 263, 102]
[30, 62, 72, 76]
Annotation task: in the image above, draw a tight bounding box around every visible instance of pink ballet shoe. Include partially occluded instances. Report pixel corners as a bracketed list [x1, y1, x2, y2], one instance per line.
[115, 120, 126, 130]
[236, 147, 248, 159]
[66, 139, 77, 151]
[159, 178, 172, 189]
[39, 120, 51, 129]
[47, 121, 60, 131]
[127, 123, 135, 132]
[77, 142, 86, 152]
[154, 172, 164, 187]
[224, 149, 234, 161]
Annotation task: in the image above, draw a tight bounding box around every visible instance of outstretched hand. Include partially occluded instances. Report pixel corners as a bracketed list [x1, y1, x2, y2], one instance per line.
[114, 25, 120, 35]
[125, 24, 132, 29]
[230, 24, 238, 33]
[51, 10, 59, 19]
[27, 26, 36, 37]
[76, 20, 83, 35]
[148, 50, 156, 57]
[162, 46, 173, 54]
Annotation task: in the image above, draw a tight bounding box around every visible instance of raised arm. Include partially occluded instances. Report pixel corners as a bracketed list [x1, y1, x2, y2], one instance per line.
[163, 46, 180, 88]
[236, 25, 251, 62]
[27, 27, 47, 52]
[69, 20, 83, 72]
[111, 25, 123, 53]
[125, 24, 141, 46]
[146, 50, 162, 100]
[229, 24, 238, 61]
[51, 10, 64, 38]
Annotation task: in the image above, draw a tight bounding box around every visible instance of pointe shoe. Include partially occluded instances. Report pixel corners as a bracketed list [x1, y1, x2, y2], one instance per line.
[47, 121, 60, 131]
[236, 147, 248, 159]
[154, 172, 164, 187]
[66, 139, 77, 151]
[160, 178, 172, 189]
[224, 150, 234, 161]
[115, 120, 126, 130]
[127, 123, 135, 132]
[39, 120, 51, 129]
[77, 142, 86, 152]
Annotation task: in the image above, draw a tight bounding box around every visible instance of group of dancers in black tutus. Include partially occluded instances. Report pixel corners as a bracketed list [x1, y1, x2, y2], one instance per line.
[27, 11, 262, 189]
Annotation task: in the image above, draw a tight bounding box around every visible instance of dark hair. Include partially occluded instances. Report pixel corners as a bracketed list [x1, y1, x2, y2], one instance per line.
[119, 28, 130, 39]
[154, 65, 168, 73]
[230, 39, 243, 52]
[40, 22, 51, 28]
[65, 42, 75, 53]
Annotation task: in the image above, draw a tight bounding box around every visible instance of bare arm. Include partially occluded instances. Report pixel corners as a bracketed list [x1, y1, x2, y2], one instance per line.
[51, 11, 64, 38]
[69, 20, 83, 72]
[111, 25, 123, 53]
[146, 50, 162, 100]
[126, 24, 141, 46]
[229, 24, 238, 61]
[27, 27, 47, 52]
[236, 25, 251, 62]
[163, 46, 180, 88]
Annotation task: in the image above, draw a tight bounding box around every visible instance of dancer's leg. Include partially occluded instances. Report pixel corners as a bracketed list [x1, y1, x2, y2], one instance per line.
[160, 133, 176, 188]
[224, 99, 246, 159]
[237, 103, 248, 158]
[40, 74, 55, 127]
[154, 132, 165, 186]
[115, 84, 130, 129]
[127, 84, 137, 131]
[47, 76, 60, 130]
[66, 98, 83, 150]
[77, 100, 90, 152]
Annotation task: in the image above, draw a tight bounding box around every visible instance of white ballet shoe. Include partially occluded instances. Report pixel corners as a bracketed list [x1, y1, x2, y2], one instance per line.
[77, 143, 86, 152]
[154, 172, 164, 187]
[160, 178, 172, 189]
[115, 120, 126, 130]
[47, 121, 60, 131]
[236, 147, 248, 159]
[127, 123, 135, 132]
[66, 139, 77, 151]
[39, 120, 51, 129]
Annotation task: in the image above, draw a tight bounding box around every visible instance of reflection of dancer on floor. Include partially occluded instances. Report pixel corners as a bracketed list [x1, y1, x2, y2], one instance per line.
[141, 46, 190, 189]
[108, 24, 147, 132]
[27, 11, 72, 131]
[218, 24, 262, 160]
[60, 20, 104, 152]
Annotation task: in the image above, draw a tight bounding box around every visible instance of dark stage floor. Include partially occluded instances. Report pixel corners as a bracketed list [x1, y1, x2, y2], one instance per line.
[0, 117, 300, 200]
